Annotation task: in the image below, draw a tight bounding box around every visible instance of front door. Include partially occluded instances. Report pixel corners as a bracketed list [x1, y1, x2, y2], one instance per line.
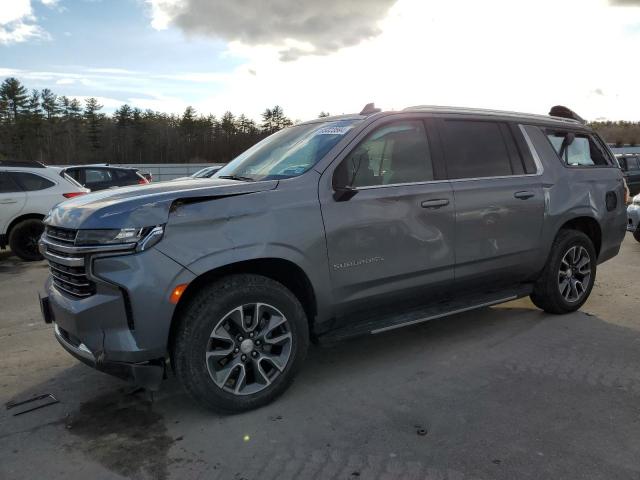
[319, 118, 455, 317]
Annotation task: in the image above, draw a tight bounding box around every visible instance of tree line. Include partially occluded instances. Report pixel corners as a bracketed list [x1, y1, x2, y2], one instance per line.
[0, 77, 295, 165]
[1, 76, 639, 166]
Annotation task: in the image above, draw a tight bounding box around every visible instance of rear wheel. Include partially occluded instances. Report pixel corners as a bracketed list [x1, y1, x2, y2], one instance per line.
[172, 274, 309, 413]
[9, 219, 44, 261]
[530, 229, 596, 314]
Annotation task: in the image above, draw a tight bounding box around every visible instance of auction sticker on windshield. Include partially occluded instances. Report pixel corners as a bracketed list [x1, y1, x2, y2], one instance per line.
[316, 126, 353, 135]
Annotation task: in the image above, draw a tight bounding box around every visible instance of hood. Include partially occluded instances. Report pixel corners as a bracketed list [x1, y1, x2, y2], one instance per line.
[46, 178, 278, 229]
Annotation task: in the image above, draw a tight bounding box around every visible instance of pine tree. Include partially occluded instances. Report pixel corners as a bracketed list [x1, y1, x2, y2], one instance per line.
[0, 77, 29, 122]
[84, 97, 103, 154]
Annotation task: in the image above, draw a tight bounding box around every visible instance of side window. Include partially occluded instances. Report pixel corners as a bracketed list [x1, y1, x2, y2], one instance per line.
[337, 121, 433, 188]
[9, 172, 55, 191]
[628, 157, 640, 170]
[441, 120, 513, 179]
[65, 168, 81, 182]
[546, 131, 609, 167]
[85, 169, 113, 184]
[0, 172, 22, 193]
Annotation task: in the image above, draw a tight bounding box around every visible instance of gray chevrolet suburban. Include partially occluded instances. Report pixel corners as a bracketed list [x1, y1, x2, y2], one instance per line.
[39, 105, 627, 412]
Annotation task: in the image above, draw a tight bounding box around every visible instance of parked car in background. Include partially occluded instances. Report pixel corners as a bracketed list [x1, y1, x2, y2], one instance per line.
[39, 104, 627, 412]
[628, 194, 640, 242]
[62, 165, 149, 191]
[0, 161, 88, 261]
[172, 165, 222, 181]
[616, 154, 640, 196]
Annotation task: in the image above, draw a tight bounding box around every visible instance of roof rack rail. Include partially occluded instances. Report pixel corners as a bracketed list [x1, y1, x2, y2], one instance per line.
[0, 160, 47, 168]
[402, 105, 583, 125]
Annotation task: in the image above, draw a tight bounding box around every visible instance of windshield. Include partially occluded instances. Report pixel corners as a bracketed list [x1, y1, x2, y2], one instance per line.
[192, 167, 218, 178]
[215, 119, 362, 181]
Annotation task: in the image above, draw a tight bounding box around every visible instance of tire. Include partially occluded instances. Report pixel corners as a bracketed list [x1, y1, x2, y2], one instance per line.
[8, 219, 44, 261]
[530, 229, 597, 314]
[172, 274, 309, 413]
[634, 229, 640, 243]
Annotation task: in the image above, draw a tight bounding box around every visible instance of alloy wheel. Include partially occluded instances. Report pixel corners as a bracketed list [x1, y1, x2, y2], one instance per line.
[205, 303, 292, 396]
[557, 245, 591, 303]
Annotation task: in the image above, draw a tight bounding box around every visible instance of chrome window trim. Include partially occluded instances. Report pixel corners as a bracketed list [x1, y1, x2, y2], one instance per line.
[354, 179, 449, 191]
[339, 122, 546, 192]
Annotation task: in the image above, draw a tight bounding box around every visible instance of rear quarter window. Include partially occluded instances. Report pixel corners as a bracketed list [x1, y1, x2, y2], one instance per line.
[545, 130, 610, 167]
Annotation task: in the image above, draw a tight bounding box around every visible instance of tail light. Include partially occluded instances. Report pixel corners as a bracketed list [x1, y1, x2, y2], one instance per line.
[63, 192, 87, 199]
[138, 177, 149, 185]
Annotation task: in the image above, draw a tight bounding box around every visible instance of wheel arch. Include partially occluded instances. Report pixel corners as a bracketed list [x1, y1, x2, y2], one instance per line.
[168, 257, 318, 356]
[6, 213, 45, 241]
[558, 216, 602, 257]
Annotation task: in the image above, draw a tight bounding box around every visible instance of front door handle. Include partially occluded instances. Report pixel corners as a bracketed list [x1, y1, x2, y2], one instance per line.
[514, 191, 534, 200]
[0, 199, 18, 204]
[421, 199, 449, 209]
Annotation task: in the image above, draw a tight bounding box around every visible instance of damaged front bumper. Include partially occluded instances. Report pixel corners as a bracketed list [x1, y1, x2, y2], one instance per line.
[38, 241, 195, 391]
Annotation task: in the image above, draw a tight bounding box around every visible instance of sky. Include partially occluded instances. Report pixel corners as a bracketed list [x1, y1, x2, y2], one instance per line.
[0, 0, 639, 122]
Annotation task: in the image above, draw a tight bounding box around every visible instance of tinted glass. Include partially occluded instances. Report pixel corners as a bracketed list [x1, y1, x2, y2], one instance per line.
[339, 121, 433, 187]
[216, 119, 362, 181]
[0, 172, 21, 193]
[441, 120, 513, 179]
[10, 172, 55, 191]
[546, 132, 608, 166]
[114, 169, 136, 180]
[628, 157, 640, 170]
[85, 169, 113, 183]
[64, 168, 81, 181]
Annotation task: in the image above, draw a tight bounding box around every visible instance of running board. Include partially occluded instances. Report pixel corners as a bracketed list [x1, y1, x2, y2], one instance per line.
[318, 285, 532, 344]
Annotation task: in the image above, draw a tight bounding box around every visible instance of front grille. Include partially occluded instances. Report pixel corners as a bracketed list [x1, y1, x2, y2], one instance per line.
[49, 260, 96, 298]
[43, 227, 96, 298]
[45, 226, 77, 245]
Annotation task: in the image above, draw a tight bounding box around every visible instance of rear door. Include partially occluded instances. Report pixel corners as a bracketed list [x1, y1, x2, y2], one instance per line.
[436, 118, 545, 288]
[0, 172, 26, 235]
[319, 117, 455, 316]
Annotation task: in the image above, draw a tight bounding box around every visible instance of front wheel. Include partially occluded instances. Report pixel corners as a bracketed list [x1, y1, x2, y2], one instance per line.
[530, 229, 597, 314]
[172, 274, 309, 413]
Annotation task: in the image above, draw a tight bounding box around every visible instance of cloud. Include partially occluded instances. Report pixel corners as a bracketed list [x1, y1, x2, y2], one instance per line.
[147, 0, 397, 61]
[0, 0, 51, 45]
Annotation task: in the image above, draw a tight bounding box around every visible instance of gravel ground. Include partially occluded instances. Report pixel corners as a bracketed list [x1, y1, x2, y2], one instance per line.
[1, 234, 639, 480]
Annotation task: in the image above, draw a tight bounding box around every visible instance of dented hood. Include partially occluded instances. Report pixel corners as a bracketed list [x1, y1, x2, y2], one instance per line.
[46, 178, 278, 229]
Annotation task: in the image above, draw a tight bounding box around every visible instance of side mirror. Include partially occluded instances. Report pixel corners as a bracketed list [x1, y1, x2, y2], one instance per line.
[333, 184, 357, 202]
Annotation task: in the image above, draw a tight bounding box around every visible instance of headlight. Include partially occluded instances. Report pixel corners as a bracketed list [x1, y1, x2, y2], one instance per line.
[75, 225, 164, 251]
[633, 195, 640, 206]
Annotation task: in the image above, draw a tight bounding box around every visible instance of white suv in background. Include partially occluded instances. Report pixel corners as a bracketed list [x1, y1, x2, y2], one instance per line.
[0, 162, 89, 261]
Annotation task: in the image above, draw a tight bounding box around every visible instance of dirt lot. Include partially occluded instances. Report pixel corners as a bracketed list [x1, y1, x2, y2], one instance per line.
[1, 235, 639, 480]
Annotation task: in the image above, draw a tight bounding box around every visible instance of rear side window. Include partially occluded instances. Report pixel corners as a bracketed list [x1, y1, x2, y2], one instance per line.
[338, 121, 433, 188]
[114, 169, 136, 180]
[440, 120, 514, 179]
[85, 169, 113, 183]
[0, 172, 22, 193]
[9, 172, 55, 191]
[64, 168, 81, 182]
[546, 131, 609, 167]
[628, 157, 640, 170]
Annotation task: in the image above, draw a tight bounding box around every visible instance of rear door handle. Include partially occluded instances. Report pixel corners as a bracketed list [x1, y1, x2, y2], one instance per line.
[514, 191, 534, 200]
[421, 199, 449, 209]
[0, 199, 18, 204]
